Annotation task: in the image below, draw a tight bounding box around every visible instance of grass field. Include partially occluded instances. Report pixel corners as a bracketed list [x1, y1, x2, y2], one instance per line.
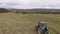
[0, 13, 60, 34]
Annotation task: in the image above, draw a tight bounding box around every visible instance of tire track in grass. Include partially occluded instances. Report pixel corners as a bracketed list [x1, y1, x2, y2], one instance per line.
[48, 27, 60, 34]
[35, 27, 60, 34]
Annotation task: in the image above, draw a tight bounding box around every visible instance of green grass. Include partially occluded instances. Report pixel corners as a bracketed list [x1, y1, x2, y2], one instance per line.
[0, 13, 60, 34]
[24, 14, 60, 34]
[40, 14, 60, 20]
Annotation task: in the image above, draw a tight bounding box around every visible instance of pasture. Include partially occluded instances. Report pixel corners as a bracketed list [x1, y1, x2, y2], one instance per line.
[0, 13, 60, 34]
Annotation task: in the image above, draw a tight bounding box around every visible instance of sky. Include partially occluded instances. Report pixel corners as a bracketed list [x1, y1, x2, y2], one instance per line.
[0, 0, 60, 9]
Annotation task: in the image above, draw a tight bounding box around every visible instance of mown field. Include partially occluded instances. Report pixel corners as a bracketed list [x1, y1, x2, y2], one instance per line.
[0, 13, 60, 34]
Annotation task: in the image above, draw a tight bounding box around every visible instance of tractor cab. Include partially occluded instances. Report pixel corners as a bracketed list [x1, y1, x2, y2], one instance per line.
[38, 21, 47, 30]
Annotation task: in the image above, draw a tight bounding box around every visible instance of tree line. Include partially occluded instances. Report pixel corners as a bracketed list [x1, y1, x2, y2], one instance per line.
[14, 9, 60, 14]
[0, 8, 60, 14]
